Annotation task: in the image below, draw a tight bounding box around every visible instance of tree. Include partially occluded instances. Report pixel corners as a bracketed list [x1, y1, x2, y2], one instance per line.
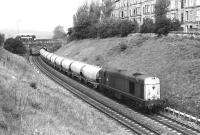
[119, 20, 138, 37]
[73, 3, 90, 27]
[154, 0, 170, 19]
[154, 17, 171, 36]
[101, 0, 114, 18]
[170, 19, 182, 31]
[53, 25, 67, 39]
[32, 35, 36, 40]
[70, 2, 102, 40]
[89, 1, 101, 24]
[140, 18, 155, 33]
[154, 0, 171, 36]
[0, 33, 5, 47]
[4, 38, 26, 55]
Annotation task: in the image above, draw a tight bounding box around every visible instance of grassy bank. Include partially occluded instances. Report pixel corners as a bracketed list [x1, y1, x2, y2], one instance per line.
[0, 48, 129, 135]
[56, 34, 200, 117]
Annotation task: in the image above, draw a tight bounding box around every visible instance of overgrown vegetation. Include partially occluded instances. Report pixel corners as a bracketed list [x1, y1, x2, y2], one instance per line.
[140, 18, 155, 33]
[4, 38, 27, 55]
[53, 25, 67, 39]
[68, 1, 138, 41]
[140, 0, 182, 35]
[0, 33, 5, 47]
[67, 0, 182, 41]
[154, 0, 181, 36]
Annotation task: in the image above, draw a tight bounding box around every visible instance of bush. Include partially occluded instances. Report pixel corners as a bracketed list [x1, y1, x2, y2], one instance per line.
[170, 19, 182, 31]
[87, 24, 98, 38]
[4, 38, 27, 55]
[118, 19, 138, 37]
[140, 18, 155, 33]
[97, 18, 138, 38]
[119, 42, 127, 51]
[97, 18, 119, 38]
[0, 33, 5, 46]
[154, 17, 171, 36]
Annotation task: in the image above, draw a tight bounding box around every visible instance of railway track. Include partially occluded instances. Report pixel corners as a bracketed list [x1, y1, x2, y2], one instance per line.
[147, 114, 200, 135]
[31, 56, 200, 135]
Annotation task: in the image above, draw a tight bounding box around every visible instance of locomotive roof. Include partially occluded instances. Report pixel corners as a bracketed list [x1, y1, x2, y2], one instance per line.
[102, 67, 151, 81]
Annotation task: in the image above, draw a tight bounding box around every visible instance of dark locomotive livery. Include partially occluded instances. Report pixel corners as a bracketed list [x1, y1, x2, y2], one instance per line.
[39, 48, 163, 112]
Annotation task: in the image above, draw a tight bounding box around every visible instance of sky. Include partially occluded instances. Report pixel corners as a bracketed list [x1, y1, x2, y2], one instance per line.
[0, 0, 98, 38]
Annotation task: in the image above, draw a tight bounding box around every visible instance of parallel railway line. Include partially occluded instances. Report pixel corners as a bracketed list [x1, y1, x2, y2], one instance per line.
[147, 114, 200, 135]
[31, 56, 200, 135]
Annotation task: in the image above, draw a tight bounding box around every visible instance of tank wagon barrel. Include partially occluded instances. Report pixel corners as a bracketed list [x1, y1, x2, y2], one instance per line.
[70, 61, 88, 75]
[46, 53, 54, 61]
[55, 56, 65, 66]
[61, 59, 74, 71]
[81, 65, 102, 82]
[50, 55, 58, 64]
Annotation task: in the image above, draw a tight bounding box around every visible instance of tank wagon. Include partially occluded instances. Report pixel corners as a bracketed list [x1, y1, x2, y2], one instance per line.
[54, 56, 65, 70]
[61, 59, 75, 76]
[39, 48, 163, 112]
[81, 65, 101, 88]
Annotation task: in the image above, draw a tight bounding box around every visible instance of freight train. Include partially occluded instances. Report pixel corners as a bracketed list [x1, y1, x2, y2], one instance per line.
[39, 48, 164, 112]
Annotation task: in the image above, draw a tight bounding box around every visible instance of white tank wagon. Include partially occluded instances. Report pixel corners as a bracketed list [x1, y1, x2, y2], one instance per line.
[61, 58, 75, 75]
[55, 56, 65, 70]
[55, 56, 65, 66]
[50, 54, 58, 67]
[43, 51, 50, 59]
[39, 49, 45, 56]
[81, 65, 102, 87]
[50, 54, 58, 63]
[46, 53, 54, 62]
[70, 61, 88, 80]
[41, 50, 49, 59]
[81, 64, 102, 82]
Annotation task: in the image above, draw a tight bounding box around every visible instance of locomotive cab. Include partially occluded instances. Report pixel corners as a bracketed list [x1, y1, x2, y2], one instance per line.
[144, 77, 160, 101]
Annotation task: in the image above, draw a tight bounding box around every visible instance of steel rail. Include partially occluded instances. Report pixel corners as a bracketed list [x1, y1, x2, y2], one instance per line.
[155, 113, 200, 134]
[147, 114, 200, 135]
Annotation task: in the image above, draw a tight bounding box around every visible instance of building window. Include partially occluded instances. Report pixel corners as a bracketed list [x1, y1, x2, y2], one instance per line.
[151, 4, 155, 13]
[130, 9, 132, 16]
[121, 11, 124, 18]
[137, 7, 140, 15]
[143, 7, 145, 14]
[181, 0, 184, 9]
[181, 13, 184, 23]
[186, 11, 188, 21]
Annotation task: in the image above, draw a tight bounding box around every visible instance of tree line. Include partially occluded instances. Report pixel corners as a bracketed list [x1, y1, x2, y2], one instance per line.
[1, 0, 182, 55]
[67, 0, 139, 41]
[140, 0, 182, 35]
[0, 33, 26, 55]
[58, 0, 181, 41]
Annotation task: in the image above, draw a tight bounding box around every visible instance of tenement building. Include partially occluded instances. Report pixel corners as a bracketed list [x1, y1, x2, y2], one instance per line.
[109, 0, 200, 32]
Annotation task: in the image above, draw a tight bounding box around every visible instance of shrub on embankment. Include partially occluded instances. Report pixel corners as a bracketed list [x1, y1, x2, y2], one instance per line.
[4, 38, 27, 55]
[67, 1, 138, 41]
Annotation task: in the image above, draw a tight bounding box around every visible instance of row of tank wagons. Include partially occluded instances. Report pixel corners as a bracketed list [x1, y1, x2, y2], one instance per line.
[39, 48, 163, 111]
[39, 49, 101, 87]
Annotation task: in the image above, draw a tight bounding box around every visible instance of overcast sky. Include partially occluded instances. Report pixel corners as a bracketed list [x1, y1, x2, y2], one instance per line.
[0, 0, 98, 35]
